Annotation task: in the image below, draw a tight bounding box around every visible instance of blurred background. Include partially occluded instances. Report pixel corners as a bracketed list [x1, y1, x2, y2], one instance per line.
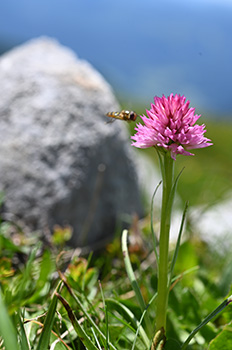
[1, 0, 232, 227]
[1, 0, 232, 117]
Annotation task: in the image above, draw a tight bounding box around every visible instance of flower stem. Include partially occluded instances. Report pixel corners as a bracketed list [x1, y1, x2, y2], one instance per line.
[156, 152, 175, 332]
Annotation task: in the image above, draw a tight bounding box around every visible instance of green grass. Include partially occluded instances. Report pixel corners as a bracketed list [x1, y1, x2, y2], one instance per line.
[175, 119, 232, 206]
[0, 107, 232, 349]
[0, 207, 232, 349]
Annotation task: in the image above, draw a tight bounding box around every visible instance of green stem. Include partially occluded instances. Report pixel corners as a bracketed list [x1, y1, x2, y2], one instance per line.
[156, 152, 175, 332]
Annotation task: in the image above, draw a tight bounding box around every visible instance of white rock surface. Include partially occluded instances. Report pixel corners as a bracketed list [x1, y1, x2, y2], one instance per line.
[190, 196, 232, 249]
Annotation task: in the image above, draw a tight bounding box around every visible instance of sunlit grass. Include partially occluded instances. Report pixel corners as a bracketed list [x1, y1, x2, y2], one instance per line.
[0, 102, 232, 348]
[0, 200, 232, 349]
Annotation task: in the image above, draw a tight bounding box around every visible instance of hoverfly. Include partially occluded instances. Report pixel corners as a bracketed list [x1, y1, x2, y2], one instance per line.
[106, 110, 138, 123]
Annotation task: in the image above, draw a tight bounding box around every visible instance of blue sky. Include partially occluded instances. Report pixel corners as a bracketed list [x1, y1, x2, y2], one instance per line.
[1, 0, 232, 116]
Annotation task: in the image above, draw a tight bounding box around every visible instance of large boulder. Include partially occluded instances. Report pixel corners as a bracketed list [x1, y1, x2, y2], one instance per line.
[0, 37, 143, 247]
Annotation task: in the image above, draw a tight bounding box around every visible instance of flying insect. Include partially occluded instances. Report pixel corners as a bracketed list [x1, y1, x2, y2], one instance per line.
[106, 110, 138, 122]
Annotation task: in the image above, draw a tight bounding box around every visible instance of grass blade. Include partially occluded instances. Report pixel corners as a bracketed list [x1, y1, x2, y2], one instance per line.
[27, 249, 54, 304]
[169, 266, 199, 291]
[131, 293, 157, 350]
[121, 229, 147, 312]
[150, 181, 162, 270]
[99, 280, 109, 349]
[17, 242, 42, 304]
[0, 289, 19, 350]
[56, 292, 99, 350]
[167, 167, 185, 218]
[106, 298, 150, 348]
[59, 272, 117, 350]
[121, 229, 152, 335]
[16, 311, 30, 350]
[91, 327, 102, 350]
[181, 295, 232, 349]
[36, 281, 62, 350]
[168, 201, 188, 287]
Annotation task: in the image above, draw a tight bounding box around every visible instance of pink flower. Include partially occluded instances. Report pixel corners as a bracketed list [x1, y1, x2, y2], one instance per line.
[131, 94, 213, 160]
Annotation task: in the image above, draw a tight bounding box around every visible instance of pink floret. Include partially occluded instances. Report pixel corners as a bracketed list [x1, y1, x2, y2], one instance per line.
[131, 93, 213, 160]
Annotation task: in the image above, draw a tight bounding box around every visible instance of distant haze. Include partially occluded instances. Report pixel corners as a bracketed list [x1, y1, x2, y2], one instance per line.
[1, 0, 232, 117]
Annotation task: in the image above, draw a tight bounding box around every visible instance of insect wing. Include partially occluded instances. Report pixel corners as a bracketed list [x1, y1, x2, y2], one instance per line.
[106, 112, 122, 120]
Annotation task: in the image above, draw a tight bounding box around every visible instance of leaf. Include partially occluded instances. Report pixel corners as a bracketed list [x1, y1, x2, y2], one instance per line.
[168, 167, 185, 209]
[132, 293, 157, 350]
[0, 289, 19, 350]
[0, 257, 15, 278]
[16, 242, 42, 303]
[121, 229, 151, 335]
[91, 327, 102, 350]
[55, 292, 99, 350]
[16, 311, 30, 350]
[164, 338, 181, 350]
[59, 272, 117, 350]
[208, 323, 232, 350]
[36, 282, 62, 350]
[174, 241, 198, 287]
[52, 225, 72, 245]
[99, 280, 109, 350]
[169, 201, 188, 287]
[106, 298, 150, 349]
[181, 295, 232, 350]
[150, 180, 162, 269]
[27, 249, 54, 303]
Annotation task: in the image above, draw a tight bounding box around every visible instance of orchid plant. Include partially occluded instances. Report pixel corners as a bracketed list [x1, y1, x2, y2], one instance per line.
[121, 94, 232, 349]
[1, 94, 232, 350]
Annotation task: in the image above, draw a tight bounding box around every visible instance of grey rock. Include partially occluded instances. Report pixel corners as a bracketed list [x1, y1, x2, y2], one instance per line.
[0, 37, 143, 247]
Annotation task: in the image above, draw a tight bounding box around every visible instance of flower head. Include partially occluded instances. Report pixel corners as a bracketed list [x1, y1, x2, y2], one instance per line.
[131, 94, 213, 160]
